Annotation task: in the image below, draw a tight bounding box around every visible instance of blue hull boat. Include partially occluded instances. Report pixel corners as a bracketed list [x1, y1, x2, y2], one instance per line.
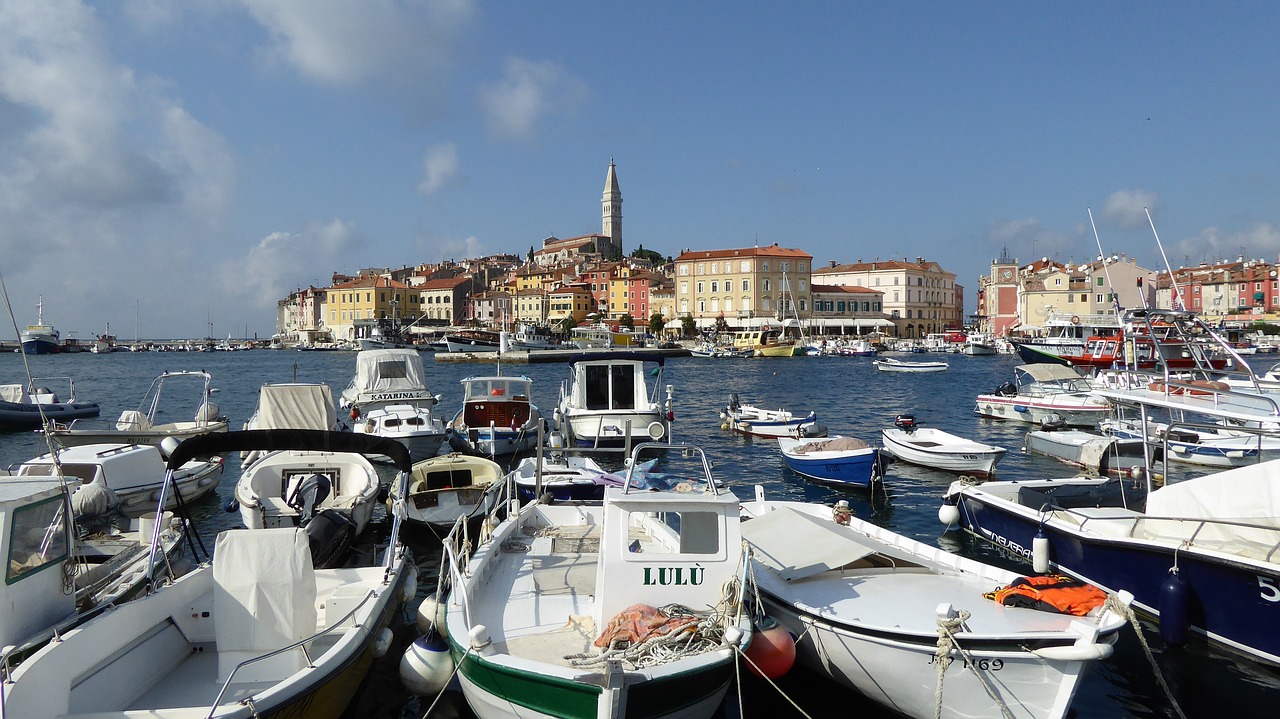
[941, 471, 1280, 664]
[778, 435, 880, 488]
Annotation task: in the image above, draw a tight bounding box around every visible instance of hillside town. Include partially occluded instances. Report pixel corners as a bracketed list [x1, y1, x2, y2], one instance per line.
[274, 162, 1280, 349]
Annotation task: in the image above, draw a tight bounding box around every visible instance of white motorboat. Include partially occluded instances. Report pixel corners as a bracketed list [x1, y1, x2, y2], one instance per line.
[0, 477, 187, 665]
[974, 364, 1110, 427]
[719, 394, 826, 439]
[1, 430, 417, 719]
[741, 489, 1129, 719]
[47, 370, 227, 448]
[342, 349, 445, 459]
[880, 415, 1006, 477]
[1024, 427, 1152, 478]
[448, 374, 544, 456]
[389, 452, 502, 526]
[230, 429, 382, 539]
[555, 352, 671, 448]
[241, 382, 344, 467]
[961, 333, 998, 356]
[426, 443, 752, 719]
[351, 403, 446, 461]
[14, 441, 223, 517]
[873, 357, 948, 372]
[1101, 415, 1280, 468]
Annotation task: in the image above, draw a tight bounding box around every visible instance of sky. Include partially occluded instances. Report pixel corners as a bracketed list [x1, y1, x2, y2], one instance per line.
[2, 1, 1280, 340]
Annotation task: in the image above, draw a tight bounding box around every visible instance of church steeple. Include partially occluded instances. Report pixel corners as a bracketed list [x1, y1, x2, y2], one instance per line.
[602, 158, 622, 259]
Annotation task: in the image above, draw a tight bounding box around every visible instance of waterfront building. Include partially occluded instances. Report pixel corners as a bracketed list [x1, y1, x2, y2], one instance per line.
[673, 244, 813, 331]
[417, 276, 477, 326]
[809, 284, 892, 335]
[548, 284, 595, 328]
[327, 275, 419, 342]
[814, 257, 959, 338]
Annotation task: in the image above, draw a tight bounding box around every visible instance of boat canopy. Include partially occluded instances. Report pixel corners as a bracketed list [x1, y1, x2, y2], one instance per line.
[1018, 364, 1087, 383]
[255, 383, 337, 431]
[461, 375, 533, 402]
[345, 349, 428, 399]
[741, 505, 880, 581]
[1146, 460, 1280, 523]
[167, 429, 412, 473]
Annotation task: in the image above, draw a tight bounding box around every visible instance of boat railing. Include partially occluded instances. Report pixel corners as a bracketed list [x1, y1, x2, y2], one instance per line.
[1057, 509, 1280, 563]
[205, 588, 378, 719]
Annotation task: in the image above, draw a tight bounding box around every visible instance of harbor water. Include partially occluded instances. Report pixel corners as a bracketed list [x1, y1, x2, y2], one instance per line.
[1, 348, 1277, 718]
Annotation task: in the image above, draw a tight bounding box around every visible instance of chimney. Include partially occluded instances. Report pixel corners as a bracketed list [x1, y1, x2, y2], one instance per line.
[829, 260, 837, 268]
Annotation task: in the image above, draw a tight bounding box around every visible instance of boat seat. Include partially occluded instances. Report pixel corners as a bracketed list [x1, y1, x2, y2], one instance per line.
[213, 528, 317, 684]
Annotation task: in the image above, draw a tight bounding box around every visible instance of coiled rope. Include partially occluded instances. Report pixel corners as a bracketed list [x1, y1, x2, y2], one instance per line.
[933, 608, 1015, 719]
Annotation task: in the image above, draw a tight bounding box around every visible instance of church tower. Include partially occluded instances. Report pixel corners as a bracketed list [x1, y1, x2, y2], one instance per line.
[601, 159, 622, 259]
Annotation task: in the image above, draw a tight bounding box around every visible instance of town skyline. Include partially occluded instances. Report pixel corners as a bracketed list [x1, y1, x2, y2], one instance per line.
[4, 3, 1280, 339]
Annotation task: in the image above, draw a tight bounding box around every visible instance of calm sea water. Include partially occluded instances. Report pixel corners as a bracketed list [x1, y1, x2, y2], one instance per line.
[1, 348, 1277, 718]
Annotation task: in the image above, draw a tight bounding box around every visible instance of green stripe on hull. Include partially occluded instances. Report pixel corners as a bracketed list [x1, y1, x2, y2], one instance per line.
[452, 640, 601, 719]
[450, 635, 734, 719]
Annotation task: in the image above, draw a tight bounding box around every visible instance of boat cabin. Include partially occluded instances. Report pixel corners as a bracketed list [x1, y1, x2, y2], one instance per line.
[341, 349, 434, 410]
[458, 376, 535, 429]
[0, 479, 74, 651]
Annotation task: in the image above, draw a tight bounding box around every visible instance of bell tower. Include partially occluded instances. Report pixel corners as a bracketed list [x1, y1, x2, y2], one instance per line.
[602, 159, 622, 259]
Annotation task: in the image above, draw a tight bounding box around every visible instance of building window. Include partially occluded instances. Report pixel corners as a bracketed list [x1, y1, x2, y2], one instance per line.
[696, 281, 704, 293]
[740, 261, 750, 272]
[679, 265, 689, 276]
[1097, 277, 1105, 286]
[762, 262, 770, 272]
[763, 279, 771, 292]
[698, 300, 705, 312]
[711, 281, 718, 293]
[742, 279, 749, 291]
[680, 281, 688, 295]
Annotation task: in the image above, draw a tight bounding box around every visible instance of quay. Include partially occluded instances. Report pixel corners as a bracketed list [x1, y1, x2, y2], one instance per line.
[432, 346, 689, 363]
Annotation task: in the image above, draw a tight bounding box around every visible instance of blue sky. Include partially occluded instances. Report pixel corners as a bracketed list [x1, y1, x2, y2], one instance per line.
[2, 1, 1278, 339]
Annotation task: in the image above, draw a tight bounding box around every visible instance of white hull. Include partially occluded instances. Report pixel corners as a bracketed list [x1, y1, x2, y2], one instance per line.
[880, 427, 1005, 476]
[974, 395, 1110, 428]
[564, 409, 666, 446]
[741, 496, 1126, 719]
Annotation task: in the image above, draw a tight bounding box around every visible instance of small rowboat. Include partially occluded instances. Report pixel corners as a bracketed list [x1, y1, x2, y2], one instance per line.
[873, 357, 948, 373]
[879, 415, 1006, 477]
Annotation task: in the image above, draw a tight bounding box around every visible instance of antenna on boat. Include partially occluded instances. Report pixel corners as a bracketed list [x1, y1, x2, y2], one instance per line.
[0, 270, 64, 467]
[1086, 208, 1122, 323]
[1146, 207, 1185, 311]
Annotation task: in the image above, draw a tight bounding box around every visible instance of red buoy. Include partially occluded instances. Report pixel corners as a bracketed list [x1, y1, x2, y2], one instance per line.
[744, 616, 796, 678]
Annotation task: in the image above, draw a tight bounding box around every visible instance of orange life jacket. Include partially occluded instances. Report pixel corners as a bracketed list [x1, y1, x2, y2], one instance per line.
[983, 574, 1108, 616]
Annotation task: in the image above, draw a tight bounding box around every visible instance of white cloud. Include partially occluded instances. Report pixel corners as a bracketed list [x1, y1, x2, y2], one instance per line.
[418, 142, 458, 195]
[0, 0, 241, 337]
[1102, 189, 1159, 229]
[479, 57, 588, 140]
[1172, 223, 1280, 264]
[219, 219, 362, 307]
[237, 0, 473, 115]
[416, 232, 483, 262]
[987, 218, 1076, 262]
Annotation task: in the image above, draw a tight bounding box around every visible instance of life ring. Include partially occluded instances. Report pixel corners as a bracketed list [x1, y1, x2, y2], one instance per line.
[1070, 315, 1081, 325]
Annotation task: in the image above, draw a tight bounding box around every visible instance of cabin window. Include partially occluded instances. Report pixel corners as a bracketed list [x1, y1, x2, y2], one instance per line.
[632, 510, 720, 555]
[584, 365, 637, 411]
[376, 360, 408, 379]
[7, 495, 70, 585]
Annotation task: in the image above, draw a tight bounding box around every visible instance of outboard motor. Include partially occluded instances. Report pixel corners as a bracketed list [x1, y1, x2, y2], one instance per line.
[727, 393, 741, 412]
[893, 414, 918, 432]
[304, 509, 357, 569]
[800, 422, 828, 438]
[444, 427, 478, 455]
[287, 473, 332, 526]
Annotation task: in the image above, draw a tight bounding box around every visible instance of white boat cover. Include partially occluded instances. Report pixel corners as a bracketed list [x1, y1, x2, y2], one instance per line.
[344, 349, 428, 400]
[1146, 459, 1280, 523]
[741, 505, 878, 581]
[0, 384, 25, 403]
[1019, 364, 1086, 382]
[255, 383, 337, 431]
[213, 528, 317, 683]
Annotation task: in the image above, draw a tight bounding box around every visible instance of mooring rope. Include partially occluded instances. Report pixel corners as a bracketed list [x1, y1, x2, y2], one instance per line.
[1104, 593, 1188, 719]
[933, 609, 1016, 719]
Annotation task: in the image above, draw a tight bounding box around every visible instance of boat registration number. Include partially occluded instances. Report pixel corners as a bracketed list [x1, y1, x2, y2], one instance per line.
[927, 655, 1005, 671]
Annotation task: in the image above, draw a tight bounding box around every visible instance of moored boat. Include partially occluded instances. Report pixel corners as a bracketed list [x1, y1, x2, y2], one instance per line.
[431, 442, 753, 719]
[0, 430, 417, 719]
[778, 435, 882, 488]
[873, 357, 948, 372]
[880, 415, 1006, 477]
[554, 352, 671, 448]
[0, 378, 100, 428]
[447, 374, 544, 456]
[719, 394, 826, 439]
[742, 489, 1129, 719]
[19, 297, 60, 355]
[46, 370, 227, 448]
[974, 364, 1110, 427]
[389, 451, 502, 526]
